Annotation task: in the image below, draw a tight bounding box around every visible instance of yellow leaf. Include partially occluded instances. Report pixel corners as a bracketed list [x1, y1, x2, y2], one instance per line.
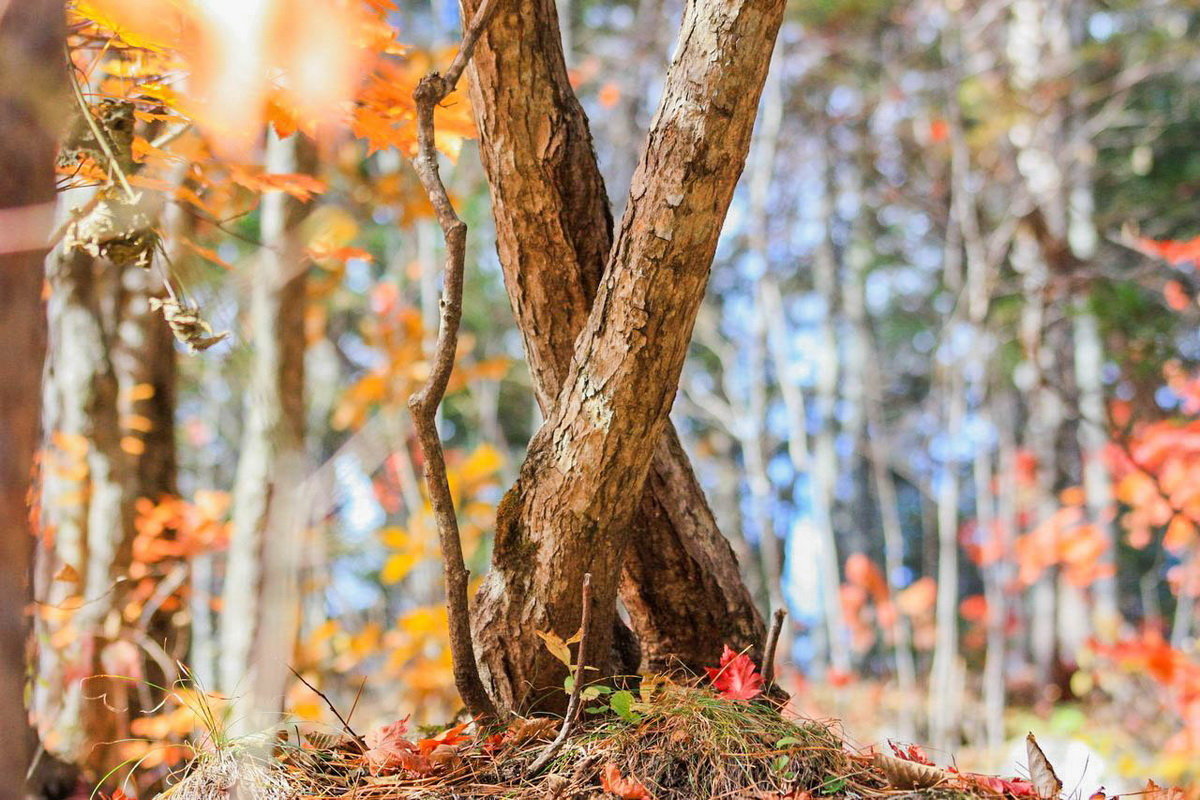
[123, 414, 155, 432]
[535, 629, 572, 667]
[399, 606, 446, 636]
[121, 435, 146, 455]
[379, 526, 409, 549]
[72, 0, 187, 52]
[289, 699, 324, 722]
[381, 552, 418, 584]
[51, 431, 89, 457]
[460, 443, 503, 486]
[126, 382, 156, 401]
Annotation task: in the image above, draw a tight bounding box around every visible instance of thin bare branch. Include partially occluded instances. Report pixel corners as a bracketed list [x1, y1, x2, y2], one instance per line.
[406, 0, 502, 721]
[287, 666, 366, 750]
[762, 608, 786, 688]
[527, 573, 593, 778]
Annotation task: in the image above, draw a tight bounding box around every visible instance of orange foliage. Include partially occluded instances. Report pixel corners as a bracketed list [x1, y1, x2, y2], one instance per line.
[71, 0, 374, 154]
[1110, 418, 1200, 554]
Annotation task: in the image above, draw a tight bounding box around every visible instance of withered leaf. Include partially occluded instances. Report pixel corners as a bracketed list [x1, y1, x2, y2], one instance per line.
[1025, 733, 1062, 799]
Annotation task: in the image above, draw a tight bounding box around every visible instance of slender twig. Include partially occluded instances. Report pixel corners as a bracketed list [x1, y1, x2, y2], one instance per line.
[762, 607, 786, 688]
[407, 0, 503, 721]
[287, 666, 366, 749]
[66, 52, 137, 201]
[527, 573, 593, 778]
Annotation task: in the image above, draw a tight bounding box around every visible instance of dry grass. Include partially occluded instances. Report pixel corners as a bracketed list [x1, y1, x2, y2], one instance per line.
[152, 678, 857, 800]
[565, 681, 852, 800]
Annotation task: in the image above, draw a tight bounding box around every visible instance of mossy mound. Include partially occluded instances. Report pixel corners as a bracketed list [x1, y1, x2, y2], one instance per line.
[563, 681, 851, 800]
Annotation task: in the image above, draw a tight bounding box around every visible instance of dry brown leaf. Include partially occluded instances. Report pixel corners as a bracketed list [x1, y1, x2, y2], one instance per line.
[873, 751, 947, 790]
[507, 716, 559, 745]
[1144, 780, 1186, 800]
[1025, 733, 1062, 799]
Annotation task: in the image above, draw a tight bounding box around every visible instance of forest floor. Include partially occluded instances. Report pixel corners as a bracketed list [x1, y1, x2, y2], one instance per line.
[155, 677, 1099, 800]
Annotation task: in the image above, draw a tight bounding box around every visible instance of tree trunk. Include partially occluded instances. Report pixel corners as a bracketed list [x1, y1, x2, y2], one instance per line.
[0, 2, 65, 794]
[460, 0, 765, 676]
[469, 0, 784, 713]
[219, 131, 313, 732]
[32, 135, 177, 791]
[810, 142, 850, 678]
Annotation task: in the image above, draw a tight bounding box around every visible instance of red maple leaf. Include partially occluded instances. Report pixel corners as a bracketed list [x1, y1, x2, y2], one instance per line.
[958, 772, 1036, 797]
[417, 720, 472, 755]
[704, 644, 764, 701]
[889, 741, 934, 766]
[601, 762, 654, 799]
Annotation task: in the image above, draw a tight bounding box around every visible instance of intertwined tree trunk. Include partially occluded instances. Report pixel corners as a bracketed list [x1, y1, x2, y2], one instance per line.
[461, 0, 771, 686]
[465, 0, 784, 713]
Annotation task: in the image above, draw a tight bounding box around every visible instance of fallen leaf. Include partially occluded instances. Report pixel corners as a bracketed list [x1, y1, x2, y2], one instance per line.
[874, 752, 947, 790]
[1143, 780, 1186, 800]
[888, 740, 934, 766]
[417, 720, 471, 755]
[600, 762, 654, 800]
[363, 716, 417, 774]
[704, 644, 764, 701]
[1025, 733, 1062, 799]
[958, 772, 1036, 797]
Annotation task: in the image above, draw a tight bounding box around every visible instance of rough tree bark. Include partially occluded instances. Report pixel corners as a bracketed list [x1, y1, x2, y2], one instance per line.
[0, 1, 65, 795]
[468, 0, 784, 713]
[460, 0, 766, 676]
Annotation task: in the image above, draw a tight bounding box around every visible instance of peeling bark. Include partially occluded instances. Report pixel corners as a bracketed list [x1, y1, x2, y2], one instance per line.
[469, 0, 784, 713]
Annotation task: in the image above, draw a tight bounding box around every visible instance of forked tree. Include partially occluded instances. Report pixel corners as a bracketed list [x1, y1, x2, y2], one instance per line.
[415, 0, 786, 716]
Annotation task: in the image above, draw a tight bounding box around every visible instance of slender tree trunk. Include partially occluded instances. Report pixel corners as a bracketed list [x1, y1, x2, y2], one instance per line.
[219, 131, 313, 731]
[470, 0, 784, 712]
[811, 143, 850, 678]
[929, 146, 966, 751]
[742, 53, 786, 616]
[461, 0, 766, 676]
[0, 2, 65, 794]
[985, 407, 1019, 755]
[843, 220, 918, 737]
[33, 240, 136, 774]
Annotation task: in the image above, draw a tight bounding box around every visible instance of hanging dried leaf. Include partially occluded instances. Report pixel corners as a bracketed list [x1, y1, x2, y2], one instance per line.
[1025, 733, 1062, 799]
[873, 752, 947, 790]
[64, 192, 158, 269]
[149, 297, 229, 352]
[57, 99, 137, 174]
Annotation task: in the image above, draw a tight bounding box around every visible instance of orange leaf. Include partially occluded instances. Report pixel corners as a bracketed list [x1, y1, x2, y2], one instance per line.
[1136, 235, 1200, 267]
[417, 720, 471, 755]
[600, 763, 654, 800]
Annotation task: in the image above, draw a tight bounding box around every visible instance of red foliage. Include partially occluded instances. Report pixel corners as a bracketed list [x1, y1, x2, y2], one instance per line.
[889, 740, 934, 766]
[704, 644, 765, 701]
[1135, 235, 1200, 268]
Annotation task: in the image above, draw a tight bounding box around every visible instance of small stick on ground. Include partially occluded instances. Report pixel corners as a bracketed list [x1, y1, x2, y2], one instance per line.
[288, 666, 366, 749]
[763, 608, 786, 688]
[527, 573, 593, 778]
[407, 0, 502, 722]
